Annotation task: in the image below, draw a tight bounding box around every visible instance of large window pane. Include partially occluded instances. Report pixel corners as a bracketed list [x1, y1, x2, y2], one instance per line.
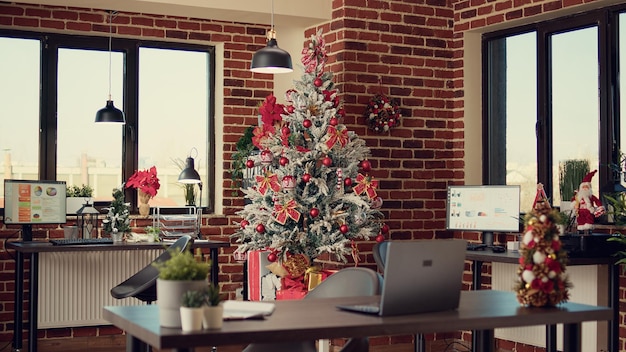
[0, 37, 40, 207]
[620, 12, 626, 187]
[138, 47, 209, 207]
[551, 27, 599, 204]
[57, 48, 124, 201]
[505, 32, 538, 213]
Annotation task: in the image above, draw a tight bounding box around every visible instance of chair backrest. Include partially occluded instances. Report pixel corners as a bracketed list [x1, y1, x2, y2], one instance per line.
[373, 241, 388, 273]
[110, 235, 193, 300]
[304, 267, 380, 299]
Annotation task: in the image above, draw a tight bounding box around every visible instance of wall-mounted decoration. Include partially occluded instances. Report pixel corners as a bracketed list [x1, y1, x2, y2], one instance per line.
[364, 93, 401, 133]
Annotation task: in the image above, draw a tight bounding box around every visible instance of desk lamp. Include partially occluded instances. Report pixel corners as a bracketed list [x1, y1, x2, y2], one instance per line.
[178, 154, 202, 238]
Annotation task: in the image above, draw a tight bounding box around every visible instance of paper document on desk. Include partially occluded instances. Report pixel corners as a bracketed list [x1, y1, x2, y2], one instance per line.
[222, 300, 275, 320]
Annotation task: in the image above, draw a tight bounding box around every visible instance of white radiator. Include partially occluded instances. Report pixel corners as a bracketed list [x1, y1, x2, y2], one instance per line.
[492, 262, 608, 351]
[38, 250, 162, 328]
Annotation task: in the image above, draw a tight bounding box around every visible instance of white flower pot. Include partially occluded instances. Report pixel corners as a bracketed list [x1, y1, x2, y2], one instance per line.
[156, 279, 207, 328]
[180, 306, 204, 331]
[202, 304, 224, 329]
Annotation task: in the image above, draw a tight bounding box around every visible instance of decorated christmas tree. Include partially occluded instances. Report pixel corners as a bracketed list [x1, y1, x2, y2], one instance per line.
[516, 184, 571, 307]
[232, 30, 387, 264]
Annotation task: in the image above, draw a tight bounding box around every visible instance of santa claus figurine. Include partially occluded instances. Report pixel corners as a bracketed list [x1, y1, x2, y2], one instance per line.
[573, 169, 606, 231]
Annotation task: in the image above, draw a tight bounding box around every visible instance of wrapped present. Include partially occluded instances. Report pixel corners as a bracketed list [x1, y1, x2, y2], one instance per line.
[276, 276, 307, 300]
[277, 276, 307, 300]
[305, 267, 337, 291]
[247, 250, 279, 301]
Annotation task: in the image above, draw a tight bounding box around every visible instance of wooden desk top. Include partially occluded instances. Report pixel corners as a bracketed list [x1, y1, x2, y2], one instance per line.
[6, 239, 230, 253]
[103, 290, 611, 349]
[465, 249, 614, 265]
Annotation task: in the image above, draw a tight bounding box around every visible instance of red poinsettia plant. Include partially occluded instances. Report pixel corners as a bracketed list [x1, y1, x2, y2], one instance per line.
[126, 166, 160, 198]
[252, 94, 285, 149]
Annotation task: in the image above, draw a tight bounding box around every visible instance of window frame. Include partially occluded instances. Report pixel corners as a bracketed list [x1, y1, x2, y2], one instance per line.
[481, 5, 625, 203]
[0, 29, 216, 213]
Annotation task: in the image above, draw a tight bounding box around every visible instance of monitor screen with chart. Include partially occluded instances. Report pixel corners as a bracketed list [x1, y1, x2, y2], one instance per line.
[446, 185, 521, 246]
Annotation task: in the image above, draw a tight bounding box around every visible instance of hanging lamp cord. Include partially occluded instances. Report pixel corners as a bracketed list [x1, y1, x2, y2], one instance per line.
[107, 10, 113, 100]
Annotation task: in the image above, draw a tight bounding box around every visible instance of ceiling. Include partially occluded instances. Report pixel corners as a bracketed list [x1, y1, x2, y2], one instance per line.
[13, 0, 332, 27]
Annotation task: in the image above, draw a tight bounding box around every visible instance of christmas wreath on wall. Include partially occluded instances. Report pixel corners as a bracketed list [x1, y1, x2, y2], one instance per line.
[364, 94, 401, 133]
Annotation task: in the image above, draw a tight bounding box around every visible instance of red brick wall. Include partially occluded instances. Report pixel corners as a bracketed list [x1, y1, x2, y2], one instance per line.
[0, 0, 623, 350]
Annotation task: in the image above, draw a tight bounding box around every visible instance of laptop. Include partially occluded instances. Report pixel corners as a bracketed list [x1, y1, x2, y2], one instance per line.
[337, 239, 467, 316]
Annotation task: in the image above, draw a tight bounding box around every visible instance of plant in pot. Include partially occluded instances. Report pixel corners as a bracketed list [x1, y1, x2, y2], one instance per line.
[102, 185, 130, 242]
[66, 184, 94, 214]
[180, 290, 205, 331]
[153, 248, 210, 328]
[202, 283, 224, 329]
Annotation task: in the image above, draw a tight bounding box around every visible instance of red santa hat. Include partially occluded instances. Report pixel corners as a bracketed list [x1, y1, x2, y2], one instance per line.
[581, 169, 597, 184]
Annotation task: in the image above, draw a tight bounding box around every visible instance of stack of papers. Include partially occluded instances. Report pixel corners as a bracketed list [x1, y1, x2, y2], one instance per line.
[222, 300, 276, 320]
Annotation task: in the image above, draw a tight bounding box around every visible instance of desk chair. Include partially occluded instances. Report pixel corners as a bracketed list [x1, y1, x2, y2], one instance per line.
[373, 241, 425, 352]
[110, 235, 193, 304]
[243, 267, 381, 352]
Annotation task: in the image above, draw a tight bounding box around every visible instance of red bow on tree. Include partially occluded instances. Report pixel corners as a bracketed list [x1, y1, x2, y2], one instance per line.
[274, 199, 301, 225]
[325, 125, 349, 149]
[352, 173, 378, 199]
[255, 172, 281, 195]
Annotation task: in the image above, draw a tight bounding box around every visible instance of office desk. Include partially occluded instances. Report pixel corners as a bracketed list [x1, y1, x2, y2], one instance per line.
[466, 250, 617, 352]
[7, 240, 230, 352]
[103, 290, 610, 352]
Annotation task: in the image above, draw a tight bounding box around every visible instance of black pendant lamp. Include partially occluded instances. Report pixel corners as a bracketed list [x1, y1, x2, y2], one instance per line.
[95, 10, 125, 124]
[250, 0, 293, 74]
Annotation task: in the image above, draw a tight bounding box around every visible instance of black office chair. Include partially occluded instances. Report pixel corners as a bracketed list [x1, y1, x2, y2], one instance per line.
[110, 235, 193, 304]
[373, 241, 425, 352]
[242, 267, 381, 352]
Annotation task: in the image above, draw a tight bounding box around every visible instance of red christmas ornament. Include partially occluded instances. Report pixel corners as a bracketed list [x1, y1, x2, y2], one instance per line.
[322, 156, 333, 167]
[279, 156, 289, 166]
[339, 224, 349, 234]
[381, 224, 390, 234]
[338, 108, 345, 117]
[282, 175, 296, 190]
[344, 177, 352, 186]
[267, 252, 277, 262]
[314, 77, 323, 87]
[375, 234, 385, 243]
[245, 159, 255, 168]
[256, 223, 265, 233]
[302, 173, 311, 183]
[330, 117, 338, 126]
[303, 119, 312, 128]
[309, 208, 320, 218]
[240, 219, 249, 228]
[360, 159, 372, 172]
[260, 149, 273, 165]
[287, 105, 295, 114]
[281, 126, 291, 135]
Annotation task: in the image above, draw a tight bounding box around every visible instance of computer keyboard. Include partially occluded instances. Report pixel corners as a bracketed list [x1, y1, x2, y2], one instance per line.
[49, 238, 114, 246]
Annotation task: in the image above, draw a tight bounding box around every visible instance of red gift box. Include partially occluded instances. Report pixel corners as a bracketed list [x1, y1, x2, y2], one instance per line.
[247, 250, 279, 301]
[276, 288, 307, 300]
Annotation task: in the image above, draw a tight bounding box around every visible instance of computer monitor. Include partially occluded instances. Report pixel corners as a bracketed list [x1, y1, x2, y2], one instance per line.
[446, 185, 521, 247]
[3, 179, 67, 241]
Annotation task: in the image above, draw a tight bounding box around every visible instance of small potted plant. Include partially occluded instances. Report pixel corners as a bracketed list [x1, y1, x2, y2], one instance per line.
[145, 226, 161, 242]
[66, 184, 94, 214]
[126, 166, 160, 217]
[153, 248, 210, 328]
[102, 185, 130, 242]
[202, 283, 224, 329]
[180, 290, 205, 331]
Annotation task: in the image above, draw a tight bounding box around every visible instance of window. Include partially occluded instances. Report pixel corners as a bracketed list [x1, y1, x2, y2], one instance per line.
[0, 30, 215, 212]
[483, 6, 624, 213]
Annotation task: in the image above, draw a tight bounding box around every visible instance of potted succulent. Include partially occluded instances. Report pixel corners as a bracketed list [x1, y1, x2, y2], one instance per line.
[202, 283, 224, 329]
[180, 290, 205, 331]
[153, 248, 210, 328]
[145, 226, 161, 242]
[66, 184, 94, 214]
